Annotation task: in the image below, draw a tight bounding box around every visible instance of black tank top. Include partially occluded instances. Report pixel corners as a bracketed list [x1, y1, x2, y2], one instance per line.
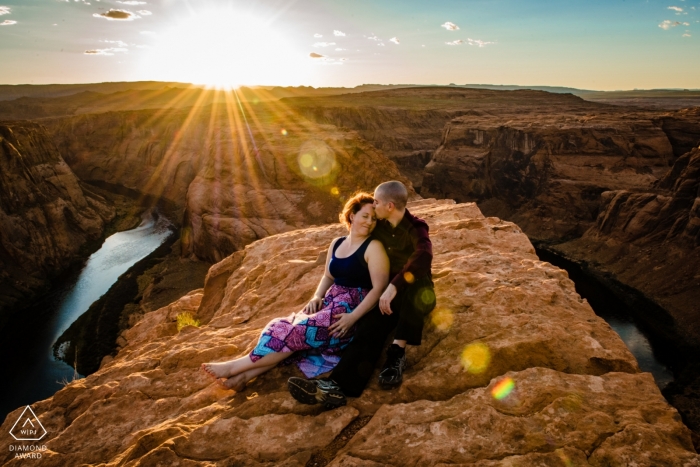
[329, 237, 374, 289]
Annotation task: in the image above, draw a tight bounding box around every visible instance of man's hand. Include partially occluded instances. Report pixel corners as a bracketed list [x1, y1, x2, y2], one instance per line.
[379, 283, 397, 315]
[329, 312, 357, 338]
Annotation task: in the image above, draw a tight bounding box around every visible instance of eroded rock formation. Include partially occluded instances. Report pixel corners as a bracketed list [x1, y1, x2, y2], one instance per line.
[44, 102, 411, 263]
[290, 88, 700, 348]
[2, 200, 696, 466]
[0, 122, 114, 318]
[553, 146, 700, 347]
[421, 112, 675, 241]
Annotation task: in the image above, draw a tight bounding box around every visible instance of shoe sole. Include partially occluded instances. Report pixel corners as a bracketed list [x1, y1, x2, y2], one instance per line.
[288, 379, 347, 409]
[321, 390, 347, 410]
[288, 379, 320, 405]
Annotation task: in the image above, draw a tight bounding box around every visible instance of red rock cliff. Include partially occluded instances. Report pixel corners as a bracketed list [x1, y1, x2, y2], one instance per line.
[1, 200, 697, 466]
[0, 122, 114, 318]
[44, 101, 412, 263]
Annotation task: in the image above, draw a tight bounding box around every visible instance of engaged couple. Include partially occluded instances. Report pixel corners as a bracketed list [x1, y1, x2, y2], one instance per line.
[201, 180, 436, 408]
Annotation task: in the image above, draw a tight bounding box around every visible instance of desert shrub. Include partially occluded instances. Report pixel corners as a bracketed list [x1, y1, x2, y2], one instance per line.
[176, 312, 201, 331]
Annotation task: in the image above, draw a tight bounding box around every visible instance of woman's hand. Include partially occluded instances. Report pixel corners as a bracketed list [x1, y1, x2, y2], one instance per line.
[329, 312, 358, 338]
[303, 296, 324, 314]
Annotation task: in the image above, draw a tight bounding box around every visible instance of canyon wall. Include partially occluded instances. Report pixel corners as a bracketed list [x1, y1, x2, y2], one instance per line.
[286, 88, 610, 191]
[290, 89, 700, 345]
[553, 146, 700, 348]
[421, 112, 675, 240]
[1, 200, 697, 465]
[44, 103, 412, 264]
[0, 122, 114, 318]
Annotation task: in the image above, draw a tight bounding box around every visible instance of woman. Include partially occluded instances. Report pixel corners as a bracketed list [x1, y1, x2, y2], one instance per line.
[201, 192, 389, 390]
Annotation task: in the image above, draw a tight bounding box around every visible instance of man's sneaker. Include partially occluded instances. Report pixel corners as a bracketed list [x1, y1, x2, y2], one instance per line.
[287, 377, 347, 410]
[378, 344, 407, 388]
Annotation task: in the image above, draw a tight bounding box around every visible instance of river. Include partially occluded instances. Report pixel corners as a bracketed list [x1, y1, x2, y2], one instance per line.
[535, 247, 675, 389]
[0, 213, 172, 422]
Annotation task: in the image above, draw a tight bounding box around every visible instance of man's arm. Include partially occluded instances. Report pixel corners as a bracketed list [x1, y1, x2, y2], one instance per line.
[390, 220, 432, 290]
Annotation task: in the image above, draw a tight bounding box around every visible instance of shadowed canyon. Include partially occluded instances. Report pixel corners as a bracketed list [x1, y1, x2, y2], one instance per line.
[1, 83, 699, 465]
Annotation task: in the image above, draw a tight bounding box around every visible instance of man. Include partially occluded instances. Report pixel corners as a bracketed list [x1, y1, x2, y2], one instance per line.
[287, 180, 436, 409]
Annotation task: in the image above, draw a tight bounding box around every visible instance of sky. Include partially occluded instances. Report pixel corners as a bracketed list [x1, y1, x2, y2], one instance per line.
[0, 0, 698, 90]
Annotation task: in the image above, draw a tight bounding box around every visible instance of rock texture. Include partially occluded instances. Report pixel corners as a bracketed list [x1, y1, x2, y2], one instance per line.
[44, 102, 411, 263]
[291, 88, 700, 350]
[2, 200, 697, 466]
[422, 112, 675, 241]
[552, 146, 700, 345]
[0, 122, 114, 318]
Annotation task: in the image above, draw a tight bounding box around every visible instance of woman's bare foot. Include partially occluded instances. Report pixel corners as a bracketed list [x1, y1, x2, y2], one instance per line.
[221, 373, 248, 392]
[200, 361, 237, 379]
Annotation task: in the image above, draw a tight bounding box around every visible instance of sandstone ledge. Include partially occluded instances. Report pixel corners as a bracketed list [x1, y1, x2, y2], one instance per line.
[1, 200, 697, 466]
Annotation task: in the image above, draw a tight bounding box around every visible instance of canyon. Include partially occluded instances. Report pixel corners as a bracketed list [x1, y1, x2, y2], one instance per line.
[0, 121, 116, 322]
[1, 84, 699, 462]
[1, 199, 698, 465]
[286, 88, 700, 346]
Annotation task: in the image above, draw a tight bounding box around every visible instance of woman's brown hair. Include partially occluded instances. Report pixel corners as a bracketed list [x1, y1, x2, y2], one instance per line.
[339, 192, 375, 229]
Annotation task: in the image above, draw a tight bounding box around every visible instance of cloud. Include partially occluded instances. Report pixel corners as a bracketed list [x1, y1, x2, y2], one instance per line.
[335, 48, 345, 51]
[0, 6, 11, 15]
[137, 10, 151, 15]
[446, 39, 464, 45]
[309, 52, 325, 58]
[85, 47, 128, 55]
[366, 34, 380, 41]
[683, 32, 691, 37]
[682, 21, 690, 25]
[441, 21, 459, 31]
[319, 56, 347, 65]
[314, 33, 322, 38]
[117, 1, 146, 4]
[468, 38, 495, 47]
[389, 37, 400, 44]
[661, 20, 686, 29]
[378, 42, 385, 46]
[313, 42, 336, 47]
[0, 19, 16, 26]
[101, 39, 128, 47]
[93, 9, 138, 21]
[334, 30, 345, 36]
[668, 6, 683, 12]
[659, 20, 682, 29]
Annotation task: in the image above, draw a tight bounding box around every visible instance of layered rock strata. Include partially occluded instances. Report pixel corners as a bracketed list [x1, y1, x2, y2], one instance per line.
[549, 145, 700, 341]
[2, 200, 697, 466]
[286, 87, 606, 190]
[44, 102, 411, 263]
[0, 122, 114, 318]
[421, 112, 676, 241]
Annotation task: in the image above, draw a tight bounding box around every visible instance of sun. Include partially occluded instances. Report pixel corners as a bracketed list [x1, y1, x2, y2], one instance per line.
[140, 7, 310, 87]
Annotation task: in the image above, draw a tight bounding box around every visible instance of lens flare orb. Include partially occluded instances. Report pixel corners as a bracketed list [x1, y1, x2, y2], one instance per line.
[430, 308, 453, 331]
[491, 377, 514, 400]
[281, 129, 288, 136]
[461, 342, 491, 374]
[557, 451, 574, 467]
[330, 187, 340, 196]
[297, 140, 337, 182]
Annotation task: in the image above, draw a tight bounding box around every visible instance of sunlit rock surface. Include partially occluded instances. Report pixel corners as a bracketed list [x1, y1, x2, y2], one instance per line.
[44, 101, 411, 263]
[2, 200, 696, 466]
[0, 122, 114, 317]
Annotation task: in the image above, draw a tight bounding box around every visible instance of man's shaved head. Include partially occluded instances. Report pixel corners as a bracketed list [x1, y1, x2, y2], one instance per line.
[375, 180, 408, 210]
